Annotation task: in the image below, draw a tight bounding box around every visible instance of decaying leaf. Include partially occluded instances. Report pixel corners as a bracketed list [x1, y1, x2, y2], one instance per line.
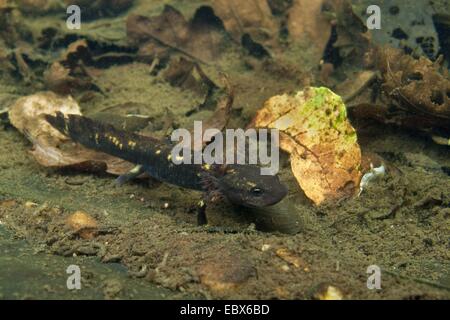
[8, 92, 135, 175]
[251, 87, 362, 205]
[332, 0, 371, 61]
[44, 40, 99, 95]
[371, 46, 450, 120]
[9, 92, 82, 140]
[162, 58, 234, 148]
[163, 57, 215, 96]
[341, 47, 450, 142]
[287, 0, 332, 59]
[210, 0, 279, 48]
[127, 5, 226, 64]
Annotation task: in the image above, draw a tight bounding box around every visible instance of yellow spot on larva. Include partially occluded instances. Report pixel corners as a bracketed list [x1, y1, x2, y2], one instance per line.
[119, 144, 123, 149]
[95, 133, 99, 144]
[175, 155, 183, 162]
[167, 154, 172, 161]
[202, 164, 211, 170]
[155, 150, 161, 155]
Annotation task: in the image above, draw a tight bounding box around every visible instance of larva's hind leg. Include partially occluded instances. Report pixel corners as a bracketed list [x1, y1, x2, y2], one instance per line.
[115, 165, 145, 186]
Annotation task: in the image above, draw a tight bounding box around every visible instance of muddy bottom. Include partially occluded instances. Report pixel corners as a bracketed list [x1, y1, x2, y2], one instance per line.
[0, 115, 449, 299]
[0, 224, 192, 299]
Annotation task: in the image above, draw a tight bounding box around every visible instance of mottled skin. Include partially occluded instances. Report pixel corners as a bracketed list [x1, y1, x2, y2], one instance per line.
[45, 112, 288, 223]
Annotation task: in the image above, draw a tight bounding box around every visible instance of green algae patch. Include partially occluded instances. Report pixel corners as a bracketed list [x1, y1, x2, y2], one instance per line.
[251, 87, 362, 205]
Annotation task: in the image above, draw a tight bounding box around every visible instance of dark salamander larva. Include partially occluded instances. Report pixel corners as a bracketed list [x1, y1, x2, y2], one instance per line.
[45, 112, 288, 225]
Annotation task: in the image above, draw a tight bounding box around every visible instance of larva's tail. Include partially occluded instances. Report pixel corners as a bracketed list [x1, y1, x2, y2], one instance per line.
[45, 112, 166, 165]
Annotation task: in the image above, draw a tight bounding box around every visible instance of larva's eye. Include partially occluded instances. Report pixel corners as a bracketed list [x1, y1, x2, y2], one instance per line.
[251, 187, 263, 196]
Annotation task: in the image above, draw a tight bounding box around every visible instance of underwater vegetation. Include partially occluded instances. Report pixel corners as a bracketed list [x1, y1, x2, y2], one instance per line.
[0, 0, 449, 300]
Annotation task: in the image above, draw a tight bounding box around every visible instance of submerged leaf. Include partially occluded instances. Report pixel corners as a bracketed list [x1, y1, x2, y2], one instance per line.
[371, 46, 450, 119]
[287, 0, 332, 60]
[251, 87, 362, 205]
[127, 5, 226, 64]
[211, 0, 279, 48]
[8, 92, 135, 175]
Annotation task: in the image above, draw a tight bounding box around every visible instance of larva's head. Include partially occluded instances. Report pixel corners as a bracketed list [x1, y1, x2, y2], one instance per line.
[218, 164, 288, 208]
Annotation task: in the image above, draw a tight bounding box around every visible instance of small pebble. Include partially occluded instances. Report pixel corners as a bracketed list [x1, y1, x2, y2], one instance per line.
[25, 201, 38, 208]
[317, 286, 343, 300]
[66, 210, 98, 239]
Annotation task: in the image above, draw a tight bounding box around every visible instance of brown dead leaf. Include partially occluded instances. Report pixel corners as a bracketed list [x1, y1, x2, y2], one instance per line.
[343, 47, 450, 140]
[44, 40, 98, 95]
[287, 0, 332, 59]
[332, 0, 371, 62]
[127, 5, 225, 64]
[44, 62, 95, 95]
[162, 58, 234, 148]
[163, 57, 214, 96]
[211, 0, 279, 48]
[8, 92, 135, 175]
[371, 46, 450, 120]
[251, 87, 362, 205]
